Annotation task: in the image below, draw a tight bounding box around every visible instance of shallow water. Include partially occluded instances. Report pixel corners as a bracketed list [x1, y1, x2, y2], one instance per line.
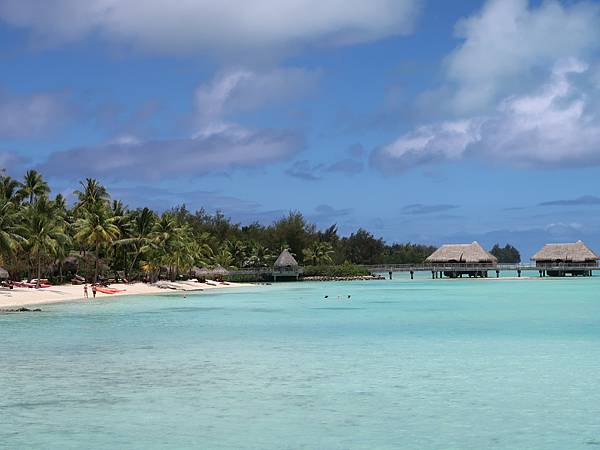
[2, 273, 600, 449]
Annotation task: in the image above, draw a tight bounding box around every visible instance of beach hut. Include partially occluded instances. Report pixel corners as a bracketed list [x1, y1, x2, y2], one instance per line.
[190, 266, 211, 281]
[211, 266, 230, 281]
[0, 267, 9, 280]
[425, 241, 497, 278]
[531, 240, 598, 276]
[273, 249, 301, 281]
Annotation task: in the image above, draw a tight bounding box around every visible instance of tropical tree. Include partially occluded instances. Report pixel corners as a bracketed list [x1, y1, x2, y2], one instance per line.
[212, 246, 234, 269]
[146, 213, 189, 280]
[74, 178, 110, 213]
[225, 240, 248, 268]
[0, 197, 25, 262]
[244, 242, 273, 267]
[18, 170, 50, 204]
[0, 175, 22, 202]
[23, 198, 70, 287]
[74, 204, 120, 281]
[303, 241, 334, 265]
[117, 207, 156, 276]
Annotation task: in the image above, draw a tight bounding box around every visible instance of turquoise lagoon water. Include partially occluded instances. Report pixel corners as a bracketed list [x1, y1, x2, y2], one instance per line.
[2, 273, 600, 449]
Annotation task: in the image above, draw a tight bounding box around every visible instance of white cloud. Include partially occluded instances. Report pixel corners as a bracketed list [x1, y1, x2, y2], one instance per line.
[38, 67, 312, 180]
[195, 68, 320, 126]
[372, 59, 600, 172]
[0, 90, 71, 138]
[39, 127, 303, 181]
[0, 0, 421, 56]
[445, 0, 600, 112]
[371, 119, 481, 174]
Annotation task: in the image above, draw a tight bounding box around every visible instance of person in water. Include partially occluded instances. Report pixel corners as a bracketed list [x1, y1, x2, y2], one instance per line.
[91, 285, 97, 299]
[83, 284, 88, 299]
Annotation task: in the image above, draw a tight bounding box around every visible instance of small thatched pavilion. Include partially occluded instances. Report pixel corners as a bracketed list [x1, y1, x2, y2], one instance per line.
[273, 249, 301, 281]
[190, 266, 211, 281]
[532, 240, 598, 276]
[425, 241, 497, 278]
[211, 266, 230, 281]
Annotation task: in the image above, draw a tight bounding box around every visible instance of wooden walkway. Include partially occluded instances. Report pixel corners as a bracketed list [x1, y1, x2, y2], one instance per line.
[363, 263, 600, 272]
[226, 263, 598, 279]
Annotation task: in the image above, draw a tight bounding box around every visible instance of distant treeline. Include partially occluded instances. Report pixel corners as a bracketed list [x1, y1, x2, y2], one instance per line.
[490, 244, 521, 263]
[0, 171, 440, 283]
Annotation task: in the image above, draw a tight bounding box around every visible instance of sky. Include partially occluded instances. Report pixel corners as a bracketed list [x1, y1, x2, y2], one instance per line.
[1, 0, 600, 258]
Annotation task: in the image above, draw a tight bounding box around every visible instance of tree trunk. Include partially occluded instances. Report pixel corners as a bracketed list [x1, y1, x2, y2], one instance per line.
[94, 244, 100, 283]
[36, 252, 41, 288]
[128, 249, 141, 279]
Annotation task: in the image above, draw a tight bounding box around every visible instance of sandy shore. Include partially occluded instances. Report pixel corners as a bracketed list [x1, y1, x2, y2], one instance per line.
[0, 280, 252, 309]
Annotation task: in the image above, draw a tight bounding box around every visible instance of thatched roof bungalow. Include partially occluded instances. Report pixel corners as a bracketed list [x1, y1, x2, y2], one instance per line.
[425, 241, 497, 265]
[190, 266, 211, 280]
[274, 249, 298, 268]
[273, 249, 301, 281]
[211, 266, 230, 276]
[532, 241, 599, 266]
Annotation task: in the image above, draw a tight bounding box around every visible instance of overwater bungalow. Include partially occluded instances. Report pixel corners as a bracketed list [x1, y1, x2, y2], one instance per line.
[531, 240, 599, 276]
[273, 249, 302, 281]
[425, 241, 497, 278]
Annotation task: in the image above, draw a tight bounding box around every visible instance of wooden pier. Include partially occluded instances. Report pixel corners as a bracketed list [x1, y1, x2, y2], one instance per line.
[224, 263, 596, 280]
[364, 263, 598, 279]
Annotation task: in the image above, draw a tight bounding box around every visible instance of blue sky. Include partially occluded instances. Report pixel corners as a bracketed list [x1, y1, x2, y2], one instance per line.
[1, 0, 600, 257]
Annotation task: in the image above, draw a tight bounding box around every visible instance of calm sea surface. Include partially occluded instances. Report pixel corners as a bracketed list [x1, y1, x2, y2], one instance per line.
[2, 273, 600, 449]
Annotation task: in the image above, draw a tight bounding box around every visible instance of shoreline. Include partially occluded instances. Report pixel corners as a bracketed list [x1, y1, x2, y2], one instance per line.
[0, 280, 252, 310]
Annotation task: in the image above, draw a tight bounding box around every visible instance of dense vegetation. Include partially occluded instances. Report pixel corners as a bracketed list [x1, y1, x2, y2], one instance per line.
[0, 171, 439, 283]
[490, 244, 521, 263]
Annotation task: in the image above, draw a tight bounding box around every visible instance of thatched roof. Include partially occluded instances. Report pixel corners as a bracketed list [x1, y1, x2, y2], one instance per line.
[532, 240, 599, 262]
[190, 266, 211, 277]
[211, 266, 230, 275]
[274, 249, 298, 267]
[425, 241, 497, 263]
[0, 267, 9, 279]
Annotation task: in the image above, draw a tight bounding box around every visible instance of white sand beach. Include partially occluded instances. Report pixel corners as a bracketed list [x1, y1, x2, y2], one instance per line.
[0, 280, 252, 309]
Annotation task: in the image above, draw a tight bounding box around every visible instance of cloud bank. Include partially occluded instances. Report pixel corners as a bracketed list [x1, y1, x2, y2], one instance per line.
[0, 90, 71, 138]
[446, 0, 600, 112]
[0, 0, 421, 57]
[373, 58, 600, 173]
[40, 68, 311, 180]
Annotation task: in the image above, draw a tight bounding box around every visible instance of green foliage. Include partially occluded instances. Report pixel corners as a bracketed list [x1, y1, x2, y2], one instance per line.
[0, 170, 445, 282]
[303, 262, 370, 277]
[490, 243, 521, 263]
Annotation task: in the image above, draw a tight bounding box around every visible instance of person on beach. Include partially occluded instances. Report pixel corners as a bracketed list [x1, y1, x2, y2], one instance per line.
[91, 285, 97, 299]
[83, 284, 88, 299]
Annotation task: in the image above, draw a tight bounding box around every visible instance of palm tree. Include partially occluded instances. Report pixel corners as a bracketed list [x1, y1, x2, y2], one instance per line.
[146, 213, 188, 280]
[0, 197, 25, 262]
[212, 245, 234, 269]
[0, 176, 22, 202]
[74, 204, 120, 282]
[245, 242, 273, 267]
[303, 242, 334, 265]
[117, 207, 157, 277]
[23, 198, 70, 287]
[19, 170, 50, 204]
[225, 240, 248, 268]
[74, 178, 110, 213]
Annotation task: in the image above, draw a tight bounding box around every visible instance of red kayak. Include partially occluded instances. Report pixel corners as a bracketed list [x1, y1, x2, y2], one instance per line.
[95, 287, 126, 294]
